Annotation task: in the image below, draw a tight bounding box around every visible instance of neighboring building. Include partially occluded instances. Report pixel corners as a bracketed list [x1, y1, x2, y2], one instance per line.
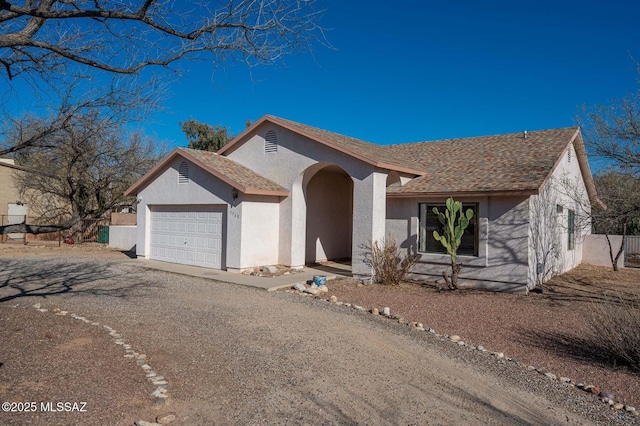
[126, 115, 596, 291]
[0, 159, 28, 240]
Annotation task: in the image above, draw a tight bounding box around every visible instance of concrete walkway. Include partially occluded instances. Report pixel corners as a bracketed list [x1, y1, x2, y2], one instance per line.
[119, 258, 351, 291]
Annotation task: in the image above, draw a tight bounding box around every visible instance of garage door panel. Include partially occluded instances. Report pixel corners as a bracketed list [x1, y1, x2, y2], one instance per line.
[150, 206, 225, 269]
[196, 237, 206, 248]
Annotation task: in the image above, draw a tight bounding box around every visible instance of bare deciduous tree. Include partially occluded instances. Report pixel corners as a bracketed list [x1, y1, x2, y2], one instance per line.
[0, 0, 326, 82]
[580, 86, 640, 175]
[578, 76, 640, 269]
[592, 172, 640, 270]
[0, 84, 162, 235]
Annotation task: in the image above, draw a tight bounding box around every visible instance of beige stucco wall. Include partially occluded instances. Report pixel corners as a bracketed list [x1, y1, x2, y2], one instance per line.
[0, 162, 24, 218]
[109, 225, 137, 251]
[386, 195, 530, 292]
[582, 234, 624, 269]
[226, 123, 387, 273]
[239, 195, 280, 268]
[305, 168, 353, 262]
[111, 213, 137, 226]
[528, 142, 591, 287]
[136, 157, 238, 269]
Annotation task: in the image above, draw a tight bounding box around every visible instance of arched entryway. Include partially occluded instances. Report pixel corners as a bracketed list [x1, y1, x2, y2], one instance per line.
[303, 164, 354, 264]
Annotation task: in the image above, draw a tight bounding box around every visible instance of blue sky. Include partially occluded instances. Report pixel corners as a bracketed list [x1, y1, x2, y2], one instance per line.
[144, 0, 640, 154]
[4, 0, 639, 164]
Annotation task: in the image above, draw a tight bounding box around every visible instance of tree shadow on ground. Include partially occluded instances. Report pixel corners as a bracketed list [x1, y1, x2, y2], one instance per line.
[0, 257, 161, 303]
[515, 327, 637, 374]
[540, 280, 639, 308]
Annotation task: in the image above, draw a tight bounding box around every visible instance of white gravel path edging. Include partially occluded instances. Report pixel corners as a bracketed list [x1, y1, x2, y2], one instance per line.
[31, 302, 170, 406]
[288, 287, 640, 419]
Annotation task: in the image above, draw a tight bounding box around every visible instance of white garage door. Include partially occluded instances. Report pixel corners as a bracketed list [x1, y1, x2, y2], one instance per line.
[150, 206, 225, 269]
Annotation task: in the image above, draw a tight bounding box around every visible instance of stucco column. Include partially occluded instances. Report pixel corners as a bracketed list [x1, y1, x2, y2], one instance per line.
[225, 200, 243, 272]
[136, 202, 149, 258]
[351, 170, 387, 278]
[280, 182, 306, 269]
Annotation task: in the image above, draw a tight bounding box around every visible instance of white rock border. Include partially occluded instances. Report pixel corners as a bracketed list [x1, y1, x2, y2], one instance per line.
[285, 289, 640, 417]
[31, 303, 170, 406]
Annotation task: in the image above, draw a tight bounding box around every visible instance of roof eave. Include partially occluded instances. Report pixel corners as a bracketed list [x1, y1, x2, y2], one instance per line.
[572, 129, 605, 209]
[125, 148, 287, 197]
[216, 116, 271, 155]
[386, 189, 539, 198]
[125, 148, 182, 196]
[244, 188, 290, 197]
[374, 161, 426, 176]
[219, 115, 426, 175]
[534, 127, 604, 209]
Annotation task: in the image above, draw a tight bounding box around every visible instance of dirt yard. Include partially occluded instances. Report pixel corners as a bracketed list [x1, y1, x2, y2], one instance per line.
[0, 244, 637, 425]
[323, 264, 640, 409]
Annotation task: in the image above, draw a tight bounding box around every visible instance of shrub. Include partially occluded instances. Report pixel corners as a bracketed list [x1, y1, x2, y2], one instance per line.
[586, 294, 640, 372]
[362, 237, 419, 286]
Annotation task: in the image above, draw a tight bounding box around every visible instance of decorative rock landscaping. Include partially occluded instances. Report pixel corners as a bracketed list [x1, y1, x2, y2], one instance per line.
[242, 264, 304, 277]
[286, 284, 640, 418]
[31, 303, 176, 425]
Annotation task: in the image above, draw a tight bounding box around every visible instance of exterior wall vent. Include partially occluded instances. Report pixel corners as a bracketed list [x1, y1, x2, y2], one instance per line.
[265, 130, 278, 153]
[567, 147, 572, 163]
[178, 161, 189, 184]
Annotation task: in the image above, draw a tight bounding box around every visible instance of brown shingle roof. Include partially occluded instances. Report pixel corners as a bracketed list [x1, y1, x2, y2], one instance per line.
[178, 148, 289, 195]
[384, 127, 579, 195]
[128, 116, 584, 199]
[125, 148, 288, 197]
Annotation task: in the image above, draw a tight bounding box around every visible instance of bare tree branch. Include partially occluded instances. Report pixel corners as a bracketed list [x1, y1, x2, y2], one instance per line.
[0, 216, 78, 235]
[2, 82, 163, 234]
[0, 76, 161, 157]
[0, 0, 327, 81]
[579, 82, 640, 175]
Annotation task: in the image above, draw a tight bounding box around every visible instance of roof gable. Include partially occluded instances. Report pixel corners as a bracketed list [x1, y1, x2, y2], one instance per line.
[125, 148, 289, 197]
[218, 115, 426, 176]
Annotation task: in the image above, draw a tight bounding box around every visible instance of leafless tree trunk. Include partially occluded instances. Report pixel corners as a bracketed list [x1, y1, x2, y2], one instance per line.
[0, 217, 79, 235]
[605, 225, 626, 271]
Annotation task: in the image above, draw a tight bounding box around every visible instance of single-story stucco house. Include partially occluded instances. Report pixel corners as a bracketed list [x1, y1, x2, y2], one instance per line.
[125, 115, 597, 291]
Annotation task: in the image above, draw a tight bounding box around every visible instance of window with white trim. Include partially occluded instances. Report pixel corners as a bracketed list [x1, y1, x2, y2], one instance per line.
[178, 161, 189, 184]
[418, 203, 478, 256]
[264, 130, 278, 153]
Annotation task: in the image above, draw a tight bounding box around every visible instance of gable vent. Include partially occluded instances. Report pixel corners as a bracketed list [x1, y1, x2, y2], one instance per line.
[178, 161, 189, 184]
[264, 130, 278, 153]
[567, 147, 572, 163]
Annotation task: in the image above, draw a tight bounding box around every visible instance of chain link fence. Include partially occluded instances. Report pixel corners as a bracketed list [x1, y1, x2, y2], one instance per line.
[625, 236, 640, 268]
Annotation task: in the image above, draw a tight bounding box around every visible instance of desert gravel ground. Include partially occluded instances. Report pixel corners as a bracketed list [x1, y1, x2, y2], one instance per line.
[324, 265, 640, 410]
[0, 247, 636, 425]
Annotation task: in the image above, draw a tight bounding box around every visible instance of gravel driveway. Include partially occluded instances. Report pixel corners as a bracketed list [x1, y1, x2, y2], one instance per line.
[0, 251, 632, 425]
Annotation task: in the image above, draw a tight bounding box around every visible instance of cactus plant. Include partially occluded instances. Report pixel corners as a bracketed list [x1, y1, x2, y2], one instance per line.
[432, 197, 474, 289]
